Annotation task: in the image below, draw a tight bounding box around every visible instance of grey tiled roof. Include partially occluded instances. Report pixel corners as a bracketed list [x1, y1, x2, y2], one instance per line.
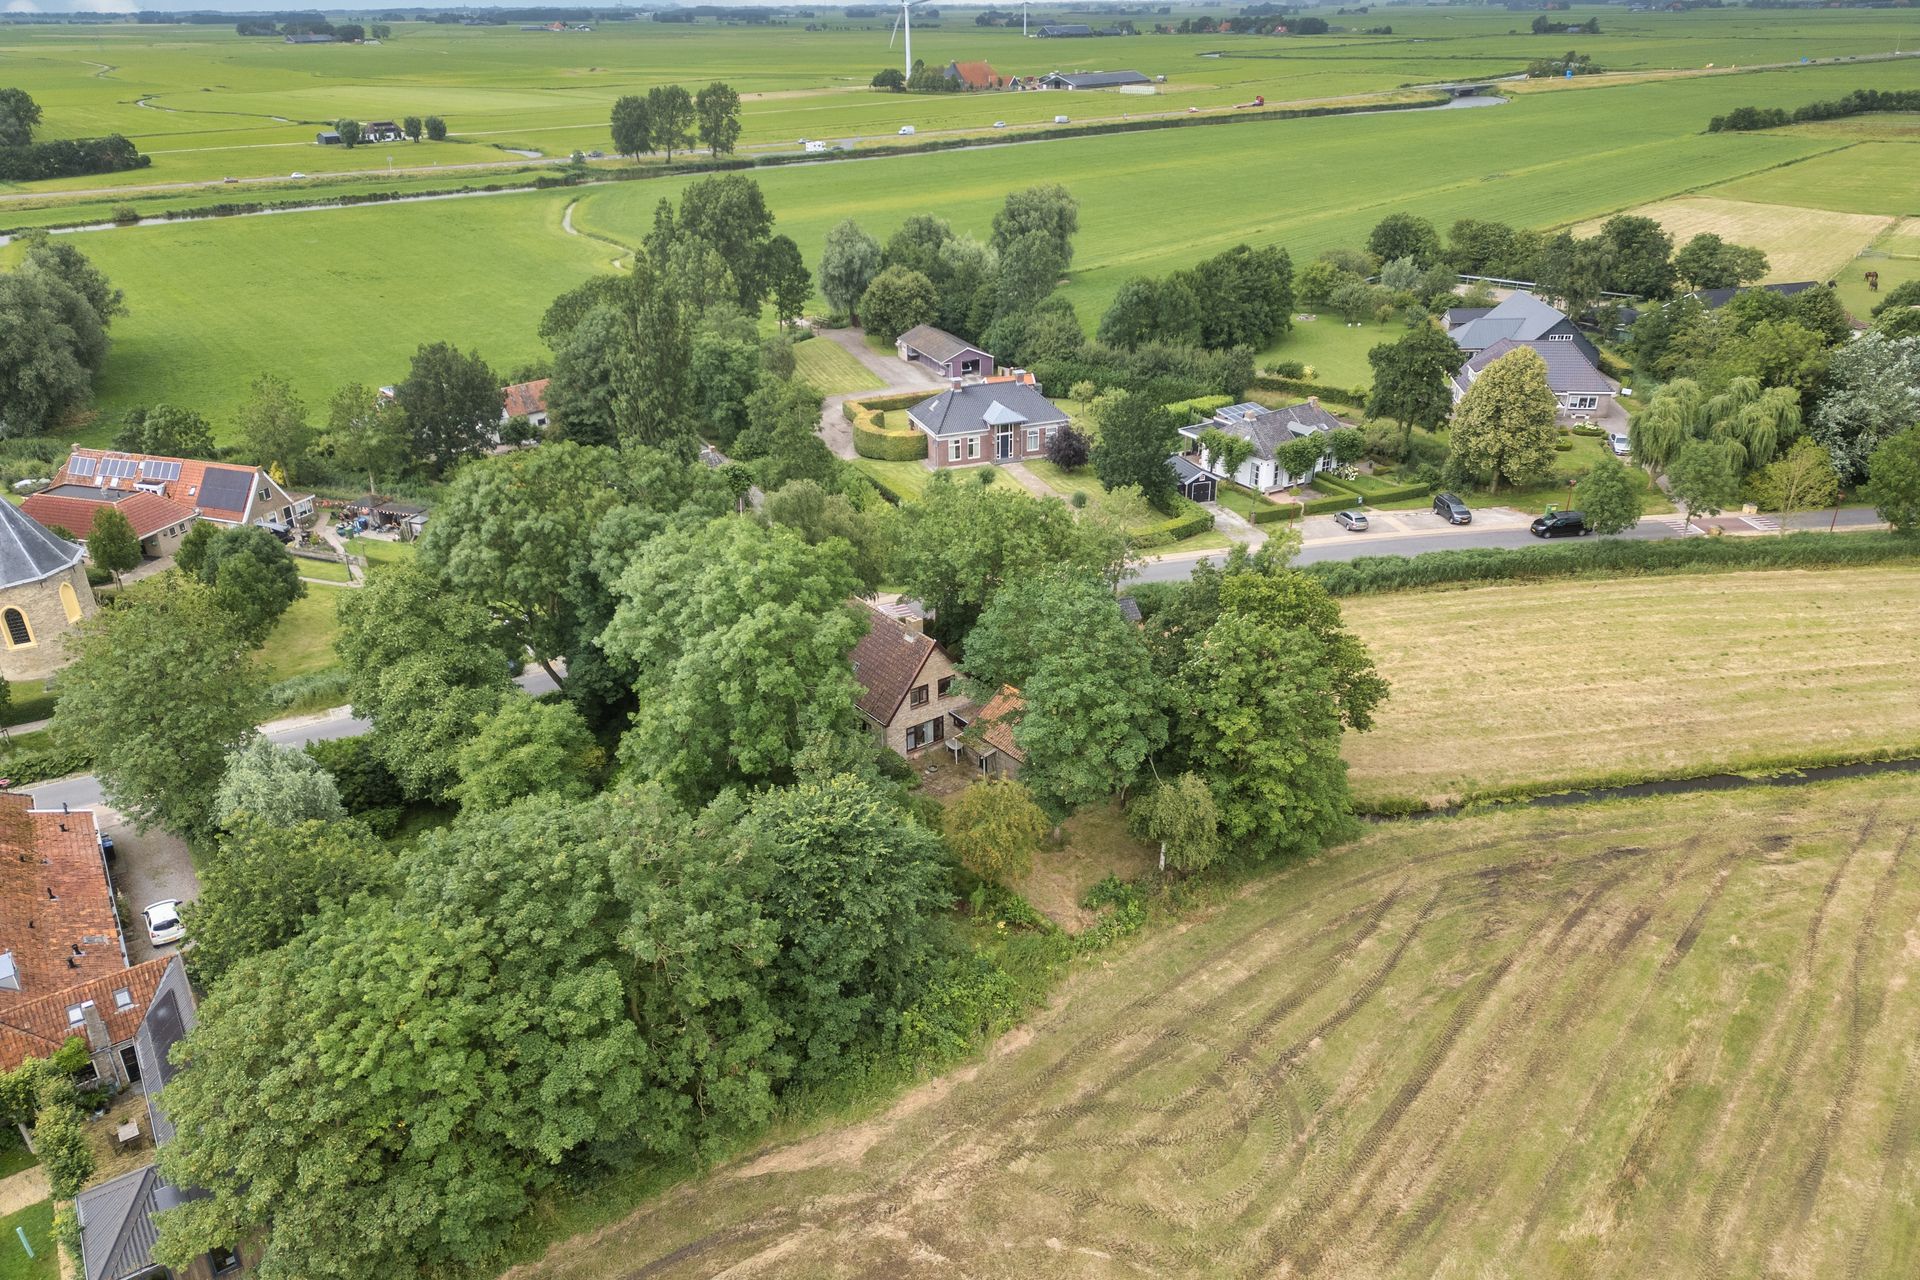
[1168, 453, 1212, 483]
[908, 383, 1068, 438]
[897, 325, 988, 365]
[135, 956, 195, 1148]
[77, 1166, 161, 1280]
[1448, 291, 1569, 350]
[0, 499, 83, 589]
[1178, 402, 1343, 462]
[1046, 70, 1149, 88]
[1461, 339, 1615, 395]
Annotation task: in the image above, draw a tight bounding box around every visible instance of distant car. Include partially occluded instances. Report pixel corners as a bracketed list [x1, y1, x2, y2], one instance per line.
[898, 125, 915, 135]
[1333, 509, 1370, 532]
[803, 139, 827, 152]
[993, 120, 1007, 128]
[586, 149, 605, 159]
[1432, 492, 1472, 525]
[223, 176, 238, 183]
[1053, 114, 1071, 124]
[98, 831, 115, 862]
[1530, 510, 1589, 538]
[143, 900, 185, 948]
[289, 171, 307, 178]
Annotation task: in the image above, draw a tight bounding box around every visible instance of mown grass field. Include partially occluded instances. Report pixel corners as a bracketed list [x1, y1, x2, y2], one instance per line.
[500, 772, 1920, 1280]
[1710, 137, 1920, 218]
[790, 335, 882, 395]
[1573, 193, 1896, 284]
[1338, 565, 1920, 809]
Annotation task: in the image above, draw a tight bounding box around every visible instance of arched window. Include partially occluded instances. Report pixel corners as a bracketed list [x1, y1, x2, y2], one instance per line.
[3, 608, 31, 648]
[59, 581, 82, 624]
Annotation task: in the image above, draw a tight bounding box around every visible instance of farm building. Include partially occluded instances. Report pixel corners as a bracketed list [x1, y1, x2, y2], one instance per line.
[906, 378, 1068, 468]
[1040, 70, 1151, 89]
[1038, 24, 1093, 37]
[897, 325, 995, 379]
[502, 379, 551, 430]
[283, 32, 332, 43]
[0, 501, 95, 681]
[1445, 291, 1600, 367]
[315, 130, 342, 145]
[1178, 399, 1345, 493]
[944, 60, 1003, 89]
[362, 120, 405, 142]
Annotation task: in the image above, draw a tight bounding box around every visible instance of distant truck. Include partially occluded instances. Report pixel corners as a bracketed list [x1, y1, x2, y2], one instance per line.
[1235, 95, 1266, 108]
[803, 140, 828, 152]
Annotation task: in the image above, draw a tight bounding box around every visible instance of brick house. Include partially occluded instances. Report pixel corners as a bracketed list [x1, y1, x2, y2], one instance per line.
[54, 450, 312, 531]
[896, 325, 996, 380]
[849, 606, 974, 757]
[0, 793, 172, 1089]
[966, 685, 1026, 778]
[23, 487, 198, 562]
[907, 379, 1070, 468]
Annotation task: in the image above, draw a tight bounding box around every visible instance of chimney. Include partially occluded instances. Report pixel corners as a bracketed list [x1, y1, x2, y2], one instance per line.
[81, 1002, 111, 1053]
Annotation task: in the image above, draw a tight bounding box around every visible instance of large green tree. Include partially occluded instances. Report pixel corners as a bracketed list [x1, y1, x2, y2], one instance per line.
[393, 342, 501, 477]
[1672, 232, 1768, 291]
[1448, 346, 1559, 492]
[991, 183, 1079, 265]
[322, 383, 408, 493]
[762, 234, 812, 329]
[543, 304, 625, 446]
[1571, 454, 1646, 535]
[419, 442, 625, 687]
[674, 174, 776, 310]
[115, 404, 216, 458]
[233, 374, 315, 481]
[86, 505, 140, 583]
[644, 84, 695, 158]
[1367, 212, 1440, 268]
[213, 737, 345, 829]
[1598, 213, 1675, 297]
[192, 525, 305, 645]
[943, 778, 1048, 886]
[180, 814, 388, 988]
[610, 94, 650, 157]
[1092, 391, 1182, 513]
[1667, 438, 1743, 529]
[1366, 322, 1461, 444]
[819, 219, 883, 322]
[858, 264, 938, 344]
[1864, 424, 1920, 534]
[1750, 437, 1838, 528]
[1127, 772, 1219, 874]
[963, 572, 1168, 809]
[600, 519, 864, 801]
[1810, 333, 1920, 482]
[449, 695, 602, 812]
[55, 579, 265, 834]
[694, 81, 742, 156]
[0, 87, 42, 147]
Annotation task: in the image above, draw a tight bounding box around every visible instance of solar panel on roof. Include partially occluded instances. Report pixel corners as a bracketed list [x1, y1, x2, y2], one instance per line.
[67, 457, 96, 478]
[139, 460, 181, 482]
[145, 990, 184, 1086]
[101, 457, 138, 479]
[197, 466, 253, 513]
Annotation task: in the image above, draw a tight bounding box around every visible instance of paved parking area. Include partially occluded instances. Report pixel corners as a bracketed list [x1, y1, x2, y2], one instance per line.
[96, 809, 200, 966]
[1299, 503, 1534, 542]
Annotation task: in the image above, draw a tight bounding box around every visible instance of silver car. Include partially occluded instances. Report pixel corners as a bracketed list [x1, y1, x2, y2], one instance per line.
[1334, 510, 1370, 532]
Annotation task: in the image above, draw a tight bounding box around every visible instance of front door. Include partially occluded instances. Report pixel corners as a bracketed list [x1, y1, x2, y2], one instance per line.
[996, 428, 1013, 460]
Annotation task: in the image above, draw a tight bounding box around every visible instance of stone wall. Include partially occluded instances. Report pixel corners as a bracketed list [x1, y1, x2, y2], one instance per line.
[0, 561, 97, 682]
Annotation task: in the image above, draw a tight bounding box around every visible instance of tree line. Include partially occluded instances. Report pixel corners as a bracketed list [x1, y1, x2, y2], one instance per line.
[1709, 87, 1920, 133]
[0, 89, 148, 182]
[610, 81, 742, 160]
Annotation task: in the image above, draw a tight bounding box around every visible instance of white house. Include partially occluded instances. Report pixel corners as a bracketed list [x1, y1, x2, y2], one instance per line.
[1177, 400, 1346, 493]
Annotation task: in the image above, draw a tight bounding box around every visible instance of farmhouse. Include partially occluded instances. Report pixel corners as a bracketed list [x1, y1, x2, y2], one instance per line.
[54, 450, 313, 531]
[896, 325, 995, 379]
[1450, 338, 1620, 425]
[906, 379, 1069, 468]
[73, 955, 251, 1280]
[1038, 24, 1093, 37]
[850, 606, 974, 758]
[1446, 291, 1600, 367]
[1040, 70, 1151, 89]
[1178, 399, 1344, 492]
[0, 793, 173, 1087]
[22, 486, 197, 562]
[0, 500, 96, 681]
[362, 120, 405, 142]
[502, 378, 552, 430]
[944, 60, 1003, 89]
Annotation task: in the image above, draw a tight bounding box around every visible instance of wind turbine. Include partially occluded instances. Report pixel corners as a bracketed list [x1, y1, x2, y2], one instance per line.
[889, 0, 931, 79]
[1023, 1, 1030, 38]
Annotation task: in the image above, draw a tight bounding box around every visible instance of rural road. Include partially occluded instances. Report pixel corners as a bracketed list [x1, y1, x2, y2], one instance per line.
[1129, 505, 1888, 583]
[26, 667, 559, 816]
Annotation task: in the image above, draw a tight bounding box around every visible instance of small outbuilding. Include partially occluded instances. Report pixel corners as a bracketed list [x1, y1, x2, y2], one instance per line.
[1168, 453, 1217, 503]
[896, 325, 995, 380]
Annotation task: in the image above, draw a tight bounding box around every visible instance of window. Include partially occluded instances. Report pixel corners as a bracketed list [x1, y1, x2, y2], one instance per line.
[948, 438, 962, 463]
[1546, 332, 1573, 342]
[66, 1001, 93, 1026]
[909, 684, 929, 709]
[1569, 394, 1599, 410]
[208, 1246, 242, 1275]
[1025, 428, 1040, 454]
[904, 716, 945, 751]
[59, 581, 82, 624]
[937, 676, 954, 698]
[3, 608, 31, 648]
[967, 436, 980, 460]
[113, 988, 133, 1011]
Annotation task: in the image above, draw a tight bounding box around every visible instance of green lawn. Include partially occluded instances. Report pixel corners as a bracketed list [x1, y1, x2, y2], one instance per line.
[291, 554, 352, 583]
[790, 337, 884, 396]
[0, 1202, 55, 1280]
[345, 536, 419, 570]
[1020, 459, 1229, 556]
[0, 1132, 36, 1179]
[0, 681, 58, 729]
[260, 585, 347, 685]
[1380, 431, 1672, 516]
[850, 458, 938, 502]
[1262, 314, 1400, 389]
[1836, 241, 1920, 326]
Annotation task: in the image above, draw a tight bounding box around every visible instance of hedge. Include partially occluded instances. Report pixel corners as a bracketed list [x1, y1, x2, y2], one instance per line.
[1250, 504, 1300, 524]
[1247, 492, 1352, 523]
[1166, 394, 1235, 421]
[846, 391, 932, 417]
[1305, 531, 1920, 596]
[1252, 374, 1368, 407]
[1130, 503, 1216, 549]
[854, 420, 928, 461]
[1313, 474, 1430, 503]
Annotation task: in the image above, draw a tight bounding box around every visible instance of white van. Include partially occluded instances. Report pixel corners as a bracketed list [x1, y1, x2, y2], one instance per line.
[803, 140, 827, 153]
[1053, 114, 1070, 124]
[898, 125, 916, 135]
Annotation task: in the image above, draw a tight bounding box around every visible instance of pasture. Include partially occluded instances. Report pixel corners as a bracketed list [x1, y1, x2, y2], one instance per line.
[1572, 193, 1894, 284]
[1709, 138, 1920, 218]
[501, 772, 1920, 1280]
[1337, 566, 1920, 809]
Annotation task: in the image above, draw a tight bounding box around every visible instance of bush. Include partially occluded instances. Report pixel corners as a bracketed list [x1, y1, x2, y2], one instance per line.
[265, 668, 351, 711]
[303, 735, 404, 813]
[111, 205, 139, 225]
[1252, 373, 1368, 408]
[0, 740, 93, 786]
[853, 418, 927, 461]
[1311, 474, 1430, 503]
[1305, 531, 1920, 596]
[84, 564, 112, 588]
[0, 134, 148, 182]
[1128, 501, 1215, 548]
[1071, 490, 1087, 509]
[896, 952, 1024, 1067]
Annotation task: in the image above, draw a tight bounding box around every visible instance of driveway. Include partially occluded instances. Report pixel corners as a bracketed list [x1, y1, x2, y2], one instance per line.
[819, 325, 931, 385]
[101, 815, 197, 967]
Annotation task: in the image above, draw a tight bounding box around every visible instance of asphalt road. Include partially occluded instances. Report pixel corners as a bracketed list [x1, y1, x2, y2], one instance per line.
[1127, 506, 1886, 584]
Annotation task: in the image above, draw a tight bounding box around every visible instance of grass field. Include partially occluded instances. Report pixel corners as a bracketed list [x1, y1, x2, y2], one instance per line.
[0, 1201, 54, 1280]
[1572, 194, 1895, 284]
[259, 585, 346, 685]
[291, 554, 351, 583]
[790, 336, 883, 395]
[1710, 138, 1920, 217]
[1338, 566, 1920, 808]
[500, 772, 1920, 1279]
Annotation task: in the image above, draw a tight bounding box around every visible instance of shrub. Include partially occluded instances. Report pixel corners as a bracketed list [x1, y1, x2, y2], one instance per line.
[265, 668, 351, 711]
[853, 418, 927, 461]
[1071, 490, 1087, 509]
[1305, 531, 1920, 596]
[111, 204, 139, 224]
[896, 952, 1024, 1067]
[303, 735, 404, 813]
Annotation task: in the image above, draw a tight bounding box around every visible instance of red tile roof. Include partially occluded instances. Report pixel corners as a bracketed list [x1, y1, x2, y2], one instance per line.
[950, 60, 999, 89]
[503, 380, 550, 419]
[0, 797, 167, 1073]
[975, 685, 1026, 763]
[57, 449, 270, 524]
[849, 608, 941, 726]
[21, 490, 196, 542]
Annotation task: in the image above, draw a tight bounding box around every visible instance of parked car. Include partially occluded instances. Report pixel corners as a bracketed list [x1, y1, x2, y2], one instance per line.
[993, 120, 1007, 128]
[98, 831, 115, 862]
[1530, 510, 1589, 538]
[223, 176, 238, 183]
[1432, 492, 1472, 525]
[143, 900, 185, 948]
[1607, 431, 1631, 457]
[289, 171, 306, 178]
[898, 125, 915, 135]
[1053, 114, 1071, 124]
[1333, 509, 1370, 532]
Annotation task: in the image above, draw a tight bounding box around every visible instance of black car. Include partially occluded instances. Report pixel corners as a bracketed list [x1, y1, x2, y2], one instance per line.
[1432, 492, 1472, 525]
[1530, 510, 1589, 538]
